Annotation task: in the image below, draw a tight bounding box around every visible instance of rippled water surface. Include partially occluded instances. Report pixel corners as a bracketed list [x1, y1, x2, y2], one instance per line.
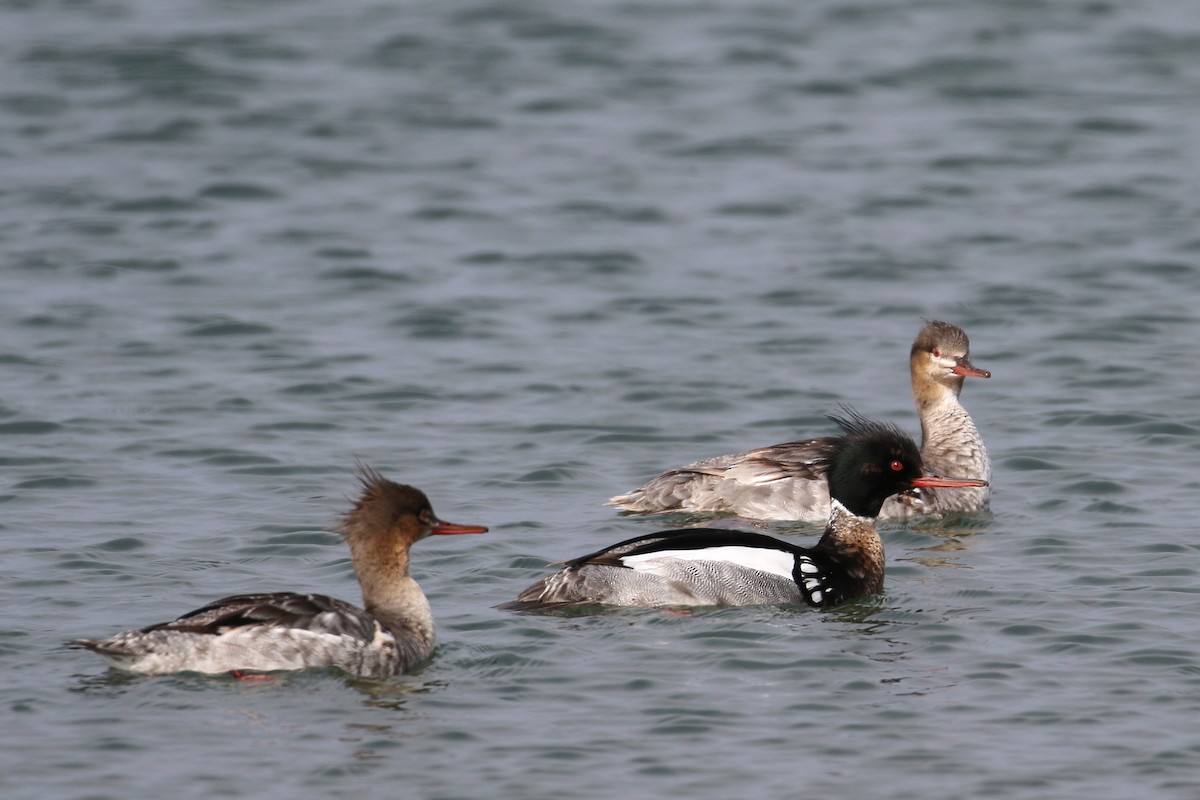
[4, 1, 1200, 798]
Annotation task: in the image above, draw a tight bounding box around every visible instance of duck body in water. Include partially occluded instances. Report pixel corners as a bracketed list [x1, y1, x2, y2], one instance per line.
[71, 467, 487, 678]
[608, 320, 992, 522]
[506, 411, 987, 611]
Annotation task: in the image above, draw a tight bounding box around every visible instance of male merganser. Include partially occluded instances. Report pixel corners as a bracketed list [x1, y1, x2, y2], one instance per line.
[607, 320, 992, 521]
[503, 411, 987, 610]
[71, 467, 487, 677]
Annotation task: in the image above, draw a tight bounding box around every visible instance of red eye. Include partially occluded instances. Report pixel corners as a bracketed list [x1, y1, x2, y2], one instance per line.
[932, 348, 941, 358]
[889, 460, 904, 471]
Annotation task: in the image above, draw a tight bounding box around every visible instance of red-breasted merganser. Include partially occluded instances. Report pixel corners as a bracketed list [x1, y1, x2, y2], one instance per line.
[607, 320, 992, 521]
[502, 410, 987, 610]
[71, 467, 487, 677]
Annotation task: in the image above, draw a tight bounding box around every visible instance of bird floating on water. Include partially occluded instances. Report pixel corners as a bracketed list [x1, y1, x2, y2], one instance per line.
[72, 467, 487, 678]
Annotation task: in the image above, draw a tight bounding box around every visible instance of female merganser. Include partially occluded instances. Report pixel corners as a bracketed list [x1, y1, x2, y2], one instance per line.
[607, 320, 992, 521]
[503, 411, 987, 610]
[71, 467, 487, 677]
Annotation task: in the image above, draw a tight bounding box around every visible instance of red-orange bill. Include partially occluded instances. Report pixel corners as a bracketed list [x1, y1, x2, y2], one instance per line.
[912, 474, 988, 489]
[432, 521, 489, 535]
[951, 357, 991, 379]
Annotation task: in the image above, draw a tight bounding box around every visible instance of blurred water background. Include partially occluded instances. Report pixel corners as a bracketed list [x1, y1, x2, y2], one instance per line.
[3, 0, 1200, 797]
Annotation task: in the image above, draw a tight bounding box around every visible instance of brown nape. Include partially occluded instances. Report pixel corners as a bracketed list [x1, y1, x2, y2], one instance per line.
[340, 465, 433, 542]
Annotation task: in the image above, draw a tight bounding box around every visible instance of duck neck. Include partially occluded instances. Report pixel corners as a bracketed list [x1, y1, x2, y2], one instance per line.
[367, 580, 436, 656]
[348, 538, 436, 648]
[912, 372, 989, 480]
[815, 500, 885, 595]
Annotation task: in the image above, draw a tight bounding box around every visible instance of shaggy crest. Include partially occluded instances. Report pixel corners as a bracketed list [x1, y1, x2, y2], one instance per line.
[826, 406, 915, 455]
[339, 463, 434, 542]
[824, 407, 924, 518]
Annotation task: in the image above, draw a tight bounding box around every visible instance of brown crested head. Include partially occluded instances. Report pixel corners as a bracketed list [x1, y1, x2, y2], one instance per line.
[911, 319, 990, 382]
[338, 464, 488, 546]
[339, 465, 437, 545]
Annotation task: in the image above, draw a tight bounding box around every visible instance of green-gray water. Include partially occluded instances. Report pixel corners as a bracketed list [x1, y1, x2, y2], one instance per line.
[4, 1, 1200, 798]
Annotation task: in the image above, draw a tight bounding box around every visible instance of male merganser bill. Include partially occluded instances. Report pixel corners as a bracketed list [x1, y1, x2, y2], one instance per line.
[71, 467, 487, 677]
[503, 411, 987, 610]
[607, 320, 992, 521]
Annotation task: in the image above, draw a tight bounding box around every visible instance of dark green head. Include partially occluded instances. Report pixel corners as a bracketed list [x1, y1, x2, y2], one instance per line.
[825, 409, 925, 518]
[824, 408, 988, 518]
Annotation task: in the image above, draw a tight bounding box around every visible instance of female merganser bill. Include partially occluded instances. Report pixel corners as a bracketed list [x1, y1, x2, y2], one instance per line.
[503, 411, 987, 611]
[72, 467, 487, 677]
[607, 320, 992, 521]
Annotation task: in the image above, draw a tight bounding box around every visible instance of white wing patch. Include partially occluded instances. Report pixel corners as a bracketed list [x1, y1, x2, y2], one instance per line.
[620, 546, 795, 580]
[722, 461, 800, 486]
[796, 554, 832, 606]
[371, 623, 393, 649]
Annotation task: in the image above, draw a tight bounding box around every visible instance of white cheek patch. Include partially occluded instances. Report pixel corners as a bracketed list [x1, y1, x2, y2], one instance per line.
[621, 546, 795, 580]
